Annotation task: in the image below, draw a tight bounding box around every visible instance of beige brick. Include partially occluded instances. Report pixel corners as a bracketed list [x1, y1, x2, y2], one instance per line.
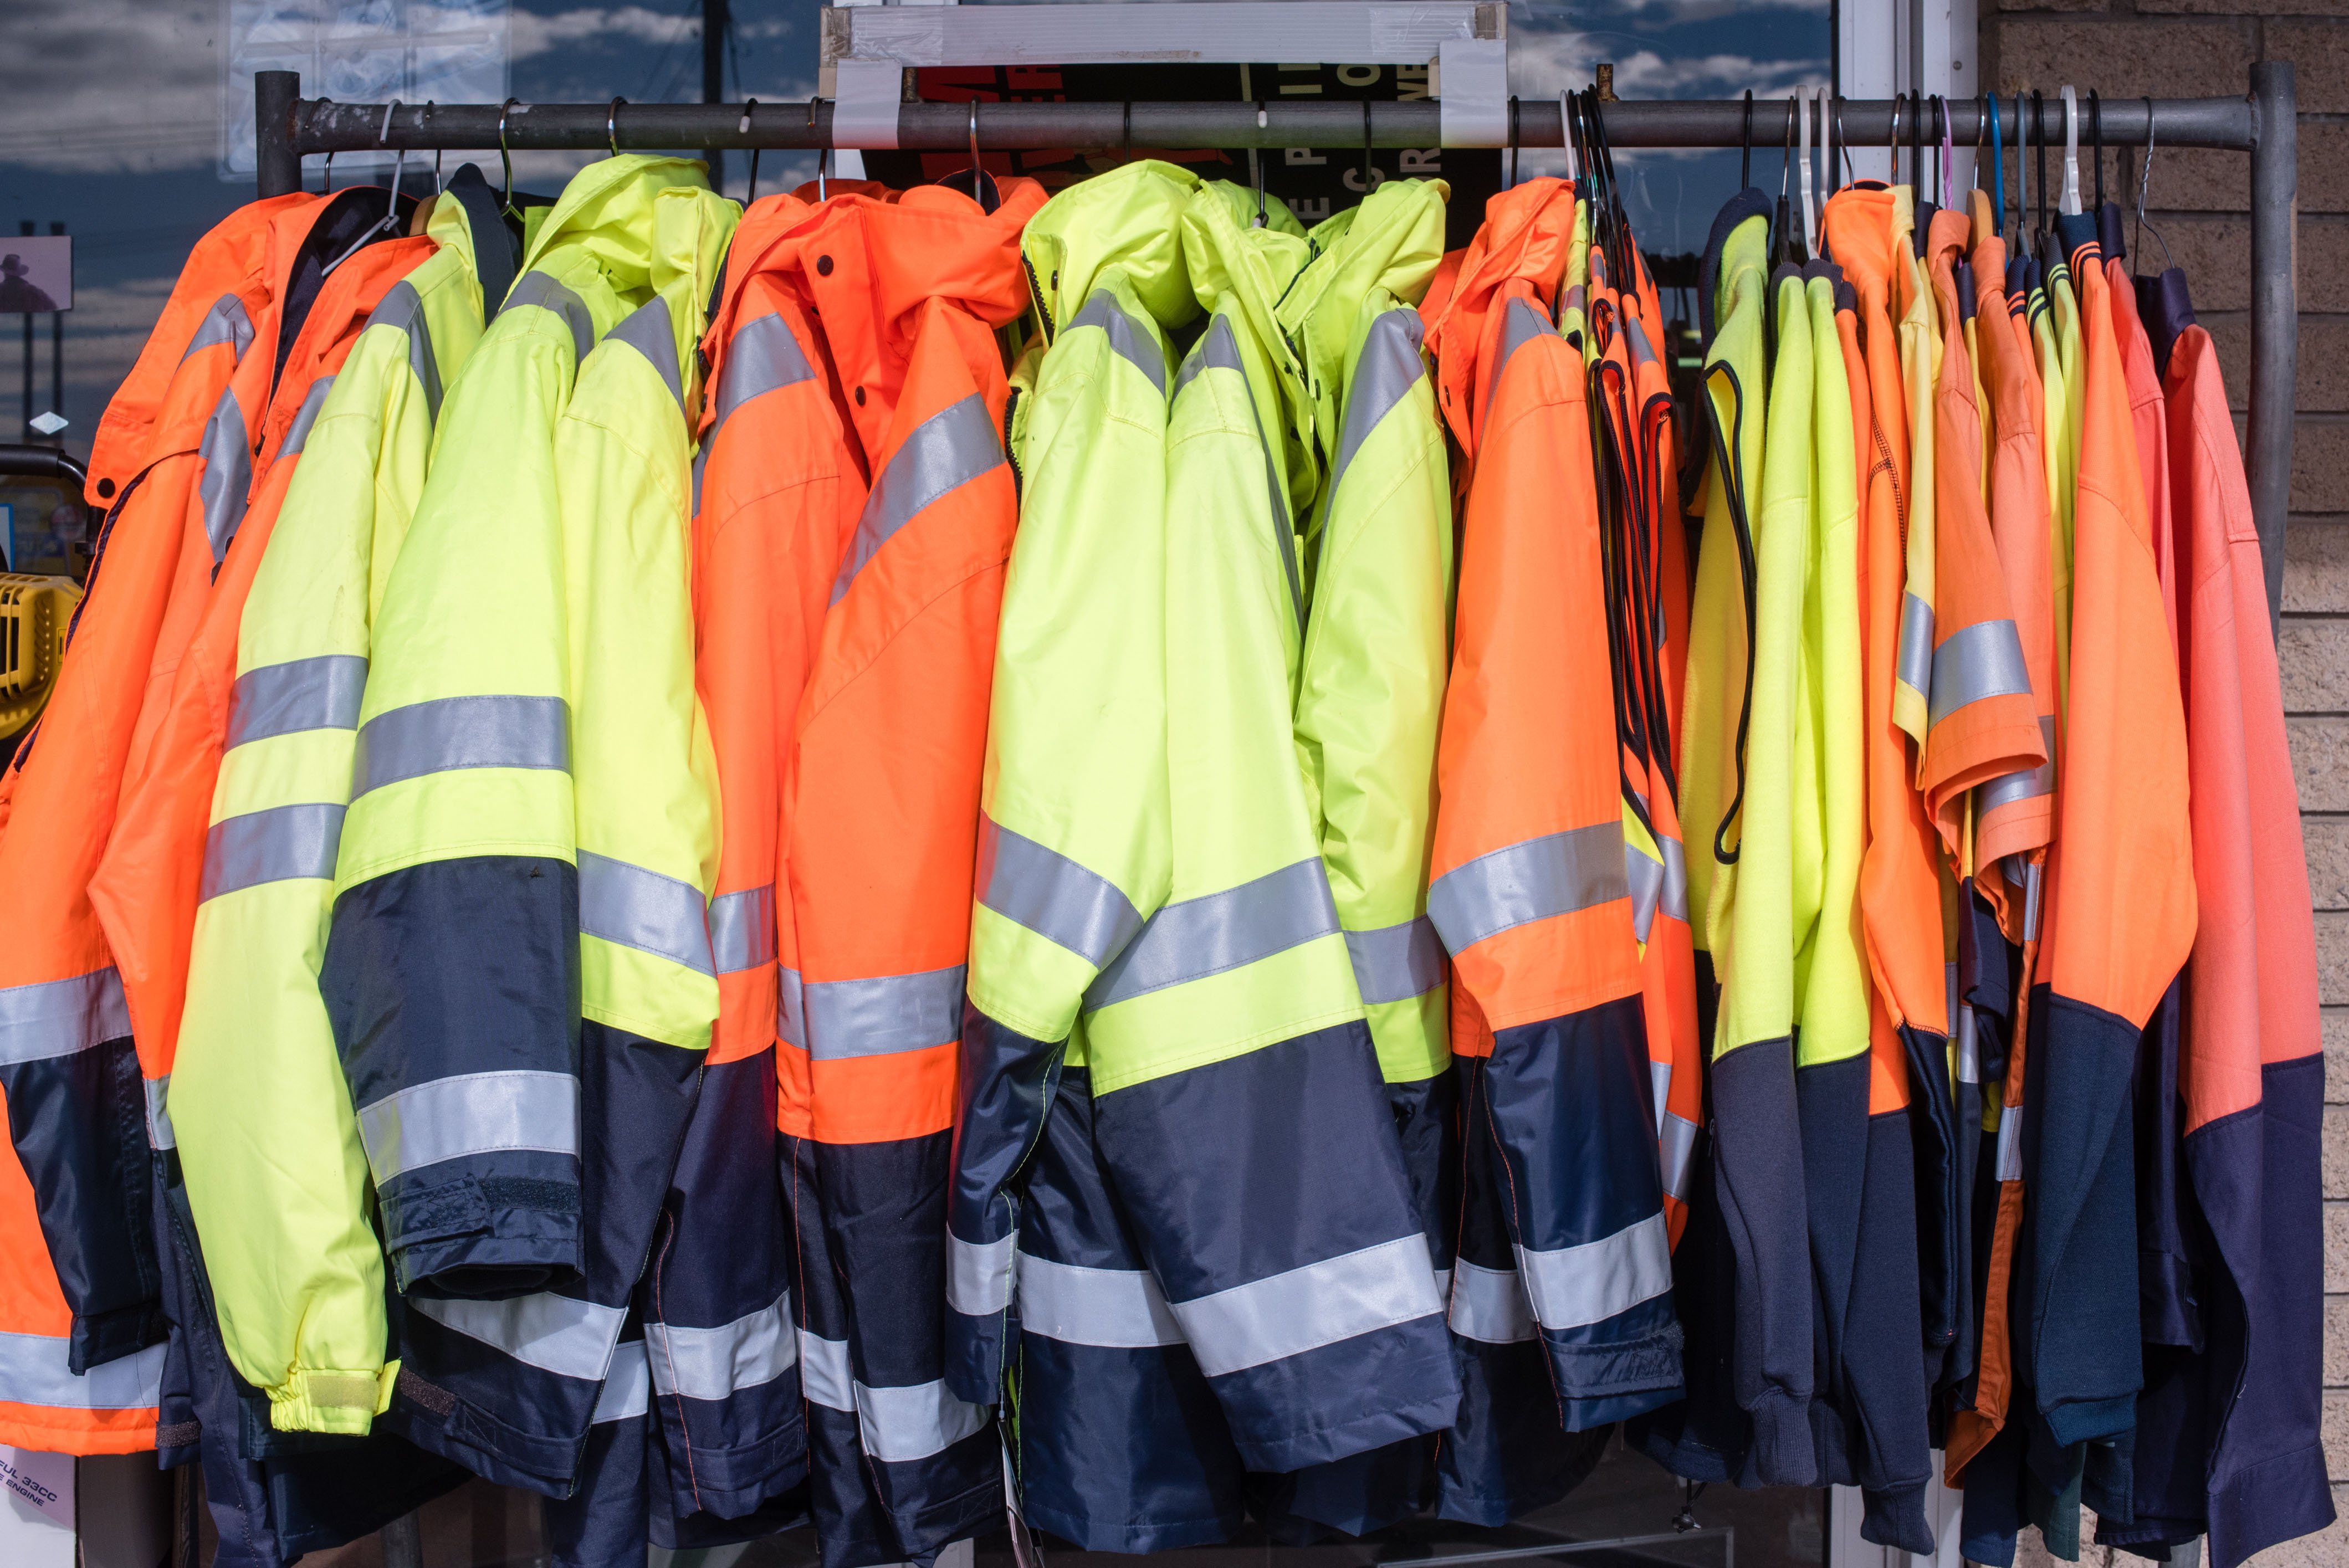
[2320, 912, 2349, 1003]
[2308, 221, 2349, 315]
[2298, 421, 2349, 514]
[2290, 718, 2349, 809]
[2142, 0, 2349, 12]
[2283, 618, 2349, 711]
[2288, 520, 2349, 613]
[2327, 1200, 2349, 1290]
[2308, 818, 2349, 909]
[2331, 1105, 2349, 1197]
[1989, 18, 2256, 102]
[2325, 1008, 2349, 1099]
[2132, 216, 2349, 312]
[1994, 0, 2107, 11]
[2305, 124, 2349, 217]
[2249, 1505, 2349, 1567]
[2330, 1390, 2349, 1487]
[2269, 19, 2349, 115]
[2328, 1294, 2349, 1384]
[2206, 314, 2349, 413]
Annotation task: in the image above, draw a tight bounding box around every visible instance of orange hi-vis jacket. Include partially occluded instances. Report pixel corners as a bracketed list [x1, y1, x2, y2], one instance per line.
[2019, 212, 2196, 1456]
[1422, 178, 1680, 1432]
[779, 177, 1041, 1557]
[1823, 186, 1964, 1379]
[2107, 219, 2177, 645]
[1585, 238, 1701, 1238]
[2133, 280, 2332, 1568]
[0, 192, 321, 1388]
[0, 193, 312, 1449]
[1919, 209, 2046, 867]
[90, 206, 432, 1128]
[1968, 202, 2059, 939]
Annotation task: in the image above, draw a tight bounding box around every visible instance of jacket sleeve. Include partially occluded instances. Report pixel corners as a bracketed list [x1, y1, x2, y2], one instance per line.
[319, 271, 590, 1299]
[171, 310, 442, 1433]
[946, 290, 1173, 1403]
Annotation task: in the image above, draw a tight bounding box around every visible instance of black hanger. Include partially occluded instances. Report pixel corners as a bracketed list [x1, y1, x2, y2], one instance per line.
[1251, 103, 1268, 228]
[1359, 100, 1374, 193]
[1776, 93, 1801, 266]
[1741, 90, 1754, 190]
[2033, 90, 2049, 241]
[1987, 94, 2004, 237]
[741, 99, 761, 202]
[1930, 95, 1944, 207]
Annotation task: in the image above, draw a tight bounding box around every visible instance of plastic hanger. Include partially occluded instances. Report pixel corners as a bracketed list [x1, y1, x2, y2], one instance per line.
[1740, 89, 1753, 190]
[1938, 95, 1954, 209]
[2059, 85, 2082, 216]
[1796, 86, 1815, 259]
[1776, 93, 1800, 265]
[741, 99, 760, 202]
[499, 98, 521, 219]
[321, 101, 407, 278]
[1987, 93, 2004, 237]
[1250, 104, 1268, 228]
[1563, 89, 1581, 187]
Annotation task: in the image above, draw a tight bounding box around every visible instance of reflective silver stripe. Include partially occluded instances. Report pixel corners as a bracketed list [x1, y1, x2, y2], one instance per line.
[1659, 834, 1688, 924]
[1069, 290, 1165, 399]
[1187, 315, 1306, 630]
[199, 803, 345, 901]
[577, 850, 715, 977]
[708, 884, 776, 975]
[198, 386, 252, 565]
[2021, 856, 2044, 944]
[1626, 837, 1665, 945]
[1015, 1254, 1184, 1348]
[1331, 310, 1426, 497]
[777, 966, 806, 1049]
[977, 816, 1145, 971]
[228, 654, 368, 749]
[830, 394, 1004, 605]
[805, 965, 965, 1061]
[351, 694, 569, 797]
[1427, 822, 1629, 956]
[1086, 857, 1340, 1011]
[1995, 1101, 2023, 1181]
[593, 1339, 650, 1423]
[1446, 1258, 1535, 1345]
[0, 1331, 164, 1411]
[356, 1069, 580, 1186]
[1165, 1233, 1442, 1379]
[1896, 591, 1935, 697]
[647, 1292, 797, 1402]
[182, 294, 255, 363]
[1956, 1003, 1980, 1087]
[946, 1231, 1015, 1318]
[0, 968, 131, 1067]
[1625, 315, 1660, 371]
[365, 279, 444, 424]
[280, 375, 337, 459]
[1344, 916, 1445, 1007]
[1660, 1114, 1698, 1203]
[800, 1330, 854, 1412]
[1563, 285, 1587, 320]
[853, 1377, 990, 1464]
[1513, 1212, 1673, 1331]
[1930, 618, 2033, 727]
[410, 1292, 626, 1382]
[1650, 1058, 1670, 1134]
[697, 311, 816, 514]
[501, 271, 595, 364]
[1982, 714, 2059, 814]
[1484, 296, 1554, 416]
[607, 295, 683, 413]
[146, 1074, 175, 1152]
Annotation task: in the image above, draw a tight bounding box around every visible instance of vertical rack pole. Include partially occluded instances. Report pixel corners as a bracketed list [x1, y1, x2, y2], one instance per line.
[254, 70, 304, 201]
[2249, 59, 2299, 637]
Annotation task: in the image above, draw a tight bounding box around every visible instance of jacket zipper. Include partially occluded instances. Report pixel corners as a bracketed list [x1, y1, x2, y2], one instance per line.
[1021, 252, 1055, 342]
[1001, 386, 1023, 503]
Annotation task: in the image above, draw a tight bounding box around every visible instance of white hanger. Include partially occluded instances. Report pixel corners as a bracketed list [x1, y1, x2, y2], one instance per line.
[1789, 91, 1810, 258]
[1815, 88, 1833, 242]
[1560, 89, 1579, 183]
[2059, 85, 2082, 216]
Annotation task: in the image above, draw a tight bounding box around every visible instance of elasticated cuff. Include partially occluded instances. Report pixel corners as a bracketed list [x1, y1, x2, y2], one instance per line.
[1746, 1389, 1820, 1487]
[269, 1361, 398, 1435]
[1862, 1479, 1934, 1557]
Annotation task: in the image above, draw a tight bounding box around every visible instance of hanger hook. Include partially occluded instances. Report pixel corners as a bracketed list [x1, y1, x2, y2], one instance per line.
[806, 97, 828, 201]
[740, 99, 760, 203]
[1251, 103, 1268, 227]
[1507, 96, 1520, 190]
[499, 97, 518, 212]
[608, 97, 627, 157]
[380, 100, 407, 221]
[1741, 89, 1753, 189]
[1564, 90, 1581, 186]
[1362, 99, 1375, 192]
[1835, 93, 1854, 187]
[1886, 94, 1900, 187]
[2059, 85, 2081, 216]
[1987, 94, 2004, 237]
[427, 102, 443, 192]
[316, 96, 335, 193]
[2135, 96, 2172, 273]
[967, 99, 981, 180]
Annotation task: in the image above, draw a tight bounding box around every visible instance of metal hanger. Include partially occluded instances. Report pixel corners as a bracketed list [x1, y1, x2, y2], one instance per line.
[608, 98, 627, 157]
[807, 99, 828, 199]
[2059, 85, 2081, 216]
[1938, 95, 1953, 208]
[740, 99, 760, 201]
[321, 101, 407, 277]
[1835, 95, 1855, 188]
[2135, 96, 2174, 273]
[425, 103, 442, 193]
[1250, 104, 1268, 227]
[499, 98, 520, 218]
[1887, 95, 1901, 190]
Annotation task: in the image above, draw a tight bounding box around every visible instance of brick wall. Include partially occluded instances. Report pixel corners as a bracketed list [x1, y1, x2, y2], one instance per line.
[1983, 5, 2349, 1563]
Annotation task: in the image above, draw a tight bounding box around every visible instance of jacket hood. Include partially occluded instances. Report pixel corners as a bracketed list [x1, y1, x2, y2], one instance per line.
[1181, 179, 1317, 500]
[1697, 188, 1774, 347]
[703, 177, 1043, 467]
[1420, 176, 1579, 452]
[1021, 158, 1203, 339]
[1280, 178, 1448, 494]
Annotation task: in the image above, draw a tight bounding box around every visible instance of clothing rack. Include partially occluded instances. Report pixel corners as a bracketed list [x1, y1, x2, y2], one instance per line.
[249, 63, 2300, 626]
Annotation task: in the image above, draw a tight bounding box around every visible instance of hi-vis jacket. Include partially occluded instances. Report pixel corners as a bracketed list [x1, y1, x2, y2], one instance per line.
[325, 156, 738, 1494]
[164, 186, 489, 1436]
[1423, 176, 1678, 1439]
[0, 192, 312, 1452]
[950, 163, 1456, 1531]
[769, 176, 1042, 1560]
[2123, 274, 2332, 1568]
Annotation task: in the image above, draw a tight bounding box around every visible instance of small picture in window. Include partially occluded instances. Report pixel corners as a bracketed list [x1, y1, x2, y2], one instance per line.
[0, 237, 71, 314]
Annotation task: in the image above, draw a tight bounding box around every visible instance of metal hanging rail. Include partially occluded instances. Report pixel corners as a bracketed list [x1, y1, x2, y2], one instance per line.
[249, 63, 2299, 622]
